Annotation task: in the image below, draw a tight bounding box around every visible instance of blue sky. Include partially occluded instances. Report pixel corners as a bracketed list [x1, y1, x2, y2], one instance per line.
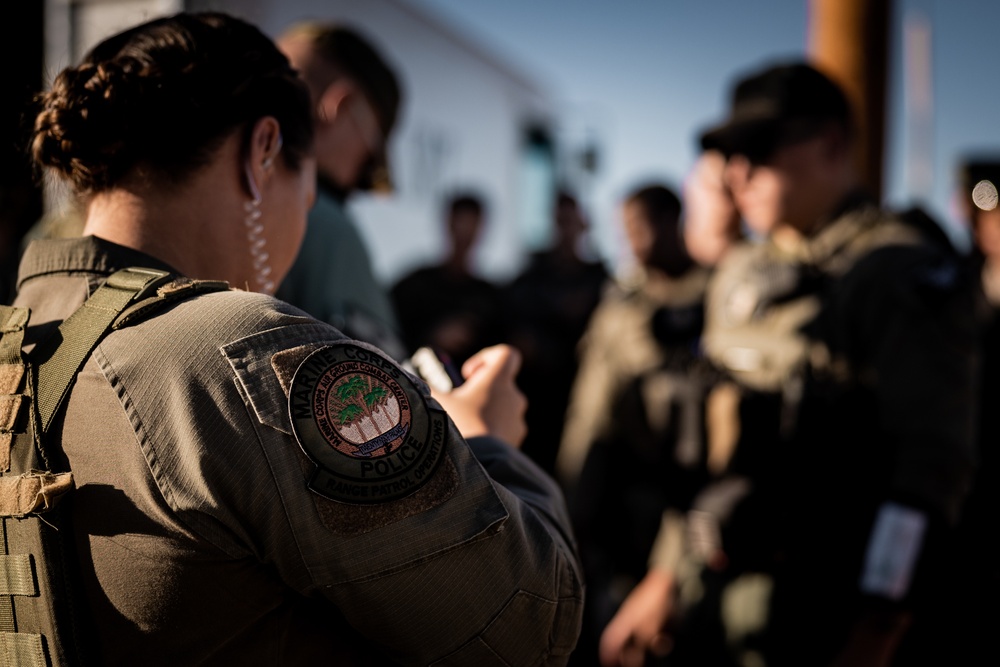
[407, 0, 1000, 258]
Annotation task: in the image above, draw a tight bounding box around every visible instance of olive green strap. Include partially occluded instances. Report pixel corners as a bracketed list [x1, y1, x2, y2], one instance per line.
[0, 555, 37, 597]
[0, 520, 11, 635]
[34, 267, 171, 434]
[0, 629, 46, 667]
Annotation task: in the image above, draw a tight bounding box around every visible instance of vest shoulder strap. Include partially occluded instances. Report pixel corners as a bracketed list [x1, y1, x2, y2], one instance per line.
[31, 267, 175, 436]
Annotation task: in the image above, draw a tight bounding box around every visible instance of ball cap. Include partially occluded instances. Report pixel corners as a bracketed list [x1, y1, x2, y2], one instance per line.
[960, 159, 1000, 194]
[699, 62, 852, 160]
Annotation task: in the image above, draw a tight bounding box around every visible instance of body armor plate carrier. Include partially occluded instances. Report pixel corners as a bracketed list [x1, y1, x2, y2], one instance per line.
[0, 268, 228, 666]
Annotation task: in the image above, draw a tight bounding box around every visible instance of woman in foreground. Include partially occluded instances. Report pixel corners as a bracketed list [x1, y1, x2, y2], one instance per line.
[14, 12, 582, 665]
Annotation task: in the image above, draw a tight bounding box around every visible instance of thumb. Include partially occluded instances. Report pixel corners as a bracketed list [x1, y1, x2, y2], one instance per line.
[461, 344, 521, 385]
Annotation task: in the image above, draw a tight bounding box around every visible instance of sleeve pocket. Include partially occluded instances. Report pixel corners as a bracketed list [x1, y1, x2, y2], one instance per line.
[221, 322, 343, 434]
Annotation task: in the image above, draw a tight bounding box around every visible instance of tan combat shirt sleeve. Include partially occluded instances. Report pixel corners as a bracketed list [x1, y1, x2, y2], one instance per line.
[99, 290, 584, 666]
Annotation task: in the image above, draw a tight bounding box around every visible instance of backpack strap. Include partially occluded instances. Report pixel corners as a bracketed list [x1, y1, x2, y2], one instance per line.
[32, 267, 174, 436]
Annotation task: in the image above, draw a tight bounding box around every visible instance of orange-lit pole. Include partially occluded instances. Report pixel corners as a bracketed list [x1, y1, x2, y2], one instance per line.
[808, 0, 892, 202]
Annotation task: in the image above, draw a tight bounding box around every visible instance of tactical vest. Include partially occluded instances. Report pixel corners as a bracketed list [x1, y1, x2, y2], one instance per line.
[693, 205, 970, 571]
[702, 206, 927, 430]
[0, 268, 228, 666]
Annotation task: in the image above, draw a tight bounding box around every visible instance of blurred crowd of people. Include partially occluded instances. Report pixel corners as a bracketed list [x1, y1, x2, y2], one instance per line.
[381, 55, 995, 667]
[3, 14, 999, 667]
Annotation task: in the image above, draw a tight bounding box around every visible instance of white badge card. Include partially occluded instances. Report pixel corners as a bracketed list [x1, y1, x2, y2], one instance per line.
[859, 502, 927, 600]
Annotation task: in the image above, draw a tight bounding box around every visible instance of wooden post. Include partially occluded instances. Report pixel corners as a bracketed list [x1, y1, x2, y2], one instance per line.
[808, 0, 892, 202]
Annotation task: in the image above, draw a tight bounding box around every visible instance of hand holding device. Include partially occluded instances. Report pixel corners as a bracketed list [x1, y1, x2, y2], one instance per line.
[426, 344, 527, 448]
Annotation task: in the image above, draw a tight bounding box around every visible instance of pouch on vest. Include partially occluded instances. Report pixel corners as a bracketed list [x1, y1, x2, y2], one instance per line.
[0, 268, 228, 666]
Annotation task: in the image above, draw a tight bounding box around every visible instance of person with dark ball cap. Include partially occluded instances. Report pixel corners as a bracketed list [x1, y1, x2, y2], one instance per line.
[891, 157, 1000, 667]
[599, 60, 978, 667]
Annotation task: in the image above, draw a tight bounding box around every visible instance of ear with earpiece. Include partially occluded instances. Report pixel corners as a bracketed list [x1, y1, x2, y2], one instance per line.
[243, 117, 283, 202]
[244, 164, 262, 204]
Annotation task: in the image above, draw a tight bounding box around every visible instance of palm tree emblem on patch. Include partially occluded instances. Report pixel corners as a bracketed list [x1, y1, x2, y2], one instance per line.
[329, 373, 406, 456]
[290, 344, 445, 504]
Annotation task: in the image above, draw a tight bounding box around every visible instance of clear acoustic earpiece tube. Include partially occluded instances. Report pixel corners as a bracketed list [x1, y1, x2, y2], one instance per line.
[243, 162, 275, 294]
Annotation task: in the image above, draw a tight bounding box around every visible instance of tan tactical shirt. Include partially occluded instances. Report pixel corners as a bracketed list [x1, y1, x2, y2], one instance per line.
[556, 266, 711, 490]
[13, 236, 583, 666]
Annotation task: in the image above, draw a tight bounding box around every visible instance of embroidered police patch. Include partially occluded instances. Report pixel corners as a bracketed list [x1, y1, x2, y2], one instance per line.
[289, 344, 447, 504]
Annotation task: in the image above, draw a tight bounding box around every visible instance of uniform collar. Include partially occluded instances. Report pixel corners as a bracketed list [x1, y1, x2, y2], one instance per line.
[17, 235, 179, 290]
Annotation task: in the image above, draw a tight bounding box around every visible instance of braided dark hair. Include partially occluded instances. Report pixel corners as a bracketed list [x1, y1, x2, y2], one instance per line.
[32, 12, 312, 194]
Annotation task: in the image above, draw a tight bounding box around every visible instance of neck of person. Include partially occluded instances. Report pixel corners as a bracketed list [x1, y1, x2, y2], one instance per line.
[83, 180, 250, 289]
[444, 246, 475, 276]
[772, 173, 862, 253]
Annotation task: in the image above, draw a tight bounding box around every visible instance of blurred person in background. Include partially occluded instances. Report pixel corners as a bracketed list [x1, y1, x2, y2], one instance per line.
[682, 149, 744, 268]
[963, 159, 1000, 305]
[276, 21, 407, 360]
[601, 61, 978, 667]
[506, 190, 609, 475]
[596, 155, 744, 667]
[390, 190, 506, 367]
[892, 157, 1000, 666]
[557, 183, 713, 667]
[10, 11, 584, 664]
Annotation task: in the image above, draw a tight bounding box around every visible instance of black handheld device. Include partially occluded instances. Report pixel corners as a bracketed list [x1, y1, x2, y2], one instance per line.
[405, 346, 465, 392]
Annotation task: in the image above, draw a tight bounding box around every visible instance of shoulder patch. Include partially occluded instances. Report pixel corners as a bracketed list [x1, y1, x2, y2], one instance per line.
[288, 343, 447, 504]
